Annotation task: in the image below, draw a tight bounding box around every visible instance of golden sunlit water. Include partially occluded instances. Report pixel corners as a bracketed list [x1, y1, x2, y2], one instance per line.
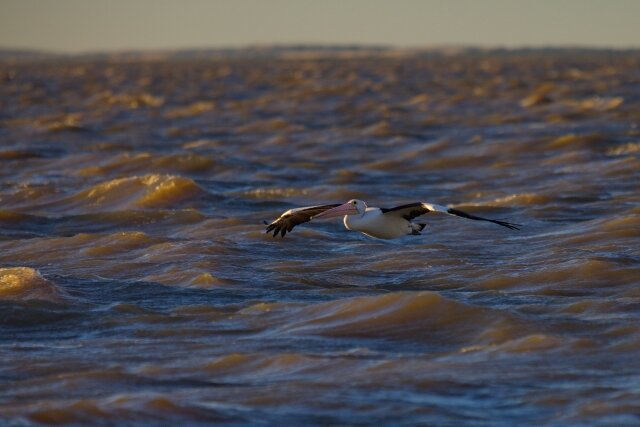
[1, 49, 639, 425]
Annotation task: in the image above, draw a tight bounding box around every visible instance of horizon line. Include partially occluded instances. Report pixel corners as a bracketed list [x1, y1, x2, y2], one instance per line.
[2, 42, 640, 57]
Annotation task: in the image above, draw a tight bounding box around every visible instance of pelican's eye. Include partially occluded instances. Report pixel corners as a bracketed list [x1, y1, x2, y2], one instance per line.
[352, 201, 357, 205]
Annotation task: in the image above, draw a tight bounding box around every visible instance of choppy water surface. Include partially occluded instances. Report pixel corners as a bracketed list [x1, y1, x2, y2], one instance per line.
[1, 50, 639, 425]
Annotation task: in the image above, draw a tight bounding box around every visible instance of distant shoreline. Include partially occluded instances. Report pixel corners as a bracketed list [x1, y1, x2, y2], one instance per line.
[2, 44, 640, 63]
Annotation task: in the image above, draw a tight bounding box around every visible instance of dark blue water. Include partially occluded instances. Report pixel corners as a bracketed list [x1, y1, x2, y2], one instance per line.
[1, 50, 639, 425]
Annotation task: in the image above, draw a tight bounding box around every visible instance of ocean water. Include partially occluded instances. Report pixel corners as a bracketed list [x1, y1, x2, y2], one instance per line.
[1, 50, 639, 426]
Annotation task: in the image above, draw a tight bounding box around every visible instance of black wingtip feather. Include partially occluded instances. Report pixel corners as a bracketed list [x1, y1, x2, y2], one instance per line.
[491, 220, 521, 230]
[447, 208, 521, 230]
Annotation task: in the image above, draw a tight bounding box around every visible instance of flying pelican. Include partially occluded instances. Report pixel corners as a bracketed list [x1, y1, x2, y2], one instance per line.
[265, 199, 520, 239]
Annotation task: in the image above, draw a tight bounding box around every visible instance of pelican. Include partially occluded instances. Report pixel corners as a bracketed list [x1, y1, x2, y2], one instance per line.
[265, 199, 520, 239]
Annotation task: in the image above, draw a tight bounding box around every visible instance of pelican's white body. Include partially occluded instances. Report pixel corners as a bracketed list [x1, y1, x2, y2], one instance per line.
[344, 207, 418, 239]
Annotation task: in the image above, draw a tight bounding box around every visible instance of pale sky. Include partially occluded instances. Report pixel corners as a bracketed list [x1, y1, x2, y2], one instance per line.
[1, 0, 639, 53]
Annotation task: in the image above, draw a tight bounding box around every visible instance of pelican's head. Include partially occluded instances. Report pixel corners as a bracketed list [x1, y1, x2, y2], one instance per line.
[313, 199, 367, 219]
[349, 199, 368, 214]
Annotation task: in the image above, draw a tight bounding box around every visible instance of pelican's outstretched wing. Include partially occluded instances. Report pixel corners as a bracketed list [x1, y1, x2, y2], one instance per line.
[380, 202, 521, 230]
[265, 204, 341, 237]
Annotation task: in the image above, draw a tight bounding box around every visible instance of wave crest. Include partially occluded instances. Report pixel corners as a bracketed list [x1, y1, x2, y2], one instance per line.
[281, 291, 516, 345]
[50, 175, 208, 214]
[0, 267, 62, 301]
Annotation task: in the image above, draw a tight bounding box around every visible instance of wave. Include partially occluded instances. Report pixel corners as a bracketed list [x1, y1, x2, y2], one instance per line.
[0, 209, 206, 239]
[21, 175, 209, 214]
[466, 193, 552, 207]
[6, 387, 227, 425]
[478, 257, 640, 292]
[0, 267, 63, 301]
[279, 291, 521, 346]
[78, 153, 216, 177]
[235, 117, 303, 134]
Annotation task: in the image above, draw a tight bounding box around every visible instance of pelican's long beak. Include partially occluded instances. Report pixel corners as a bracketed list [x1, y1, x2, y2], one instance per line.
[313, 202, 359, 219]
